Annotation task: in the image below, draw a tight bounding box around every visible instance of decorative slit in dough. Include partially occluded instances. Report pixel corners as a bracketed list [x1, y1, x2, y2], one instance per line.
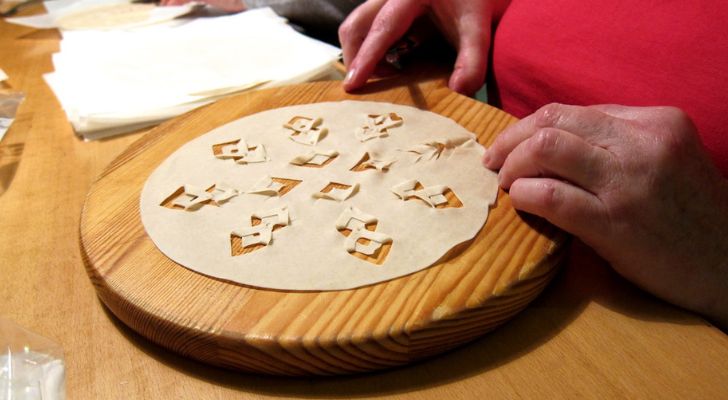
[350, 152, 395, 172]
[355, 113, 403, 142]
[160, 183, 239, 211]
[405, 142, 446, 162]
[391, 180, 462, 208]
[231, 206, 289, 256]
[401, 138, 470, 162]
[335, 206, 392, 265]
[284, 116, 327, 146]
[289, 148, 339, 168]
[212, 139, 268, 164]
[313, 182, 359, 202]
[246, 176, 301, 197]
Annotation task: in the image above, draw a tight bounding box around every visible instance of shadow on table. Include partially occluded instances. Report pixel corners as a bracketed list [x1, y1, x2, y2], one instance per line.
[102, 238, 705, 398]
[0, 143, 24, 198]
[565, 240, 713, 327]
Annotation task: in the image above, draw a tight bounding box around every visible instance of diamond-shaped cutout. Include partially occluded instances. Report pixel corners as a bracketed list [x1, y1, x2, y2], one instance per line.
[231, 207, 290, 256]
[160, 183, 238, 211]
[290, 149, 338, 168]
[355, 113, 403, 142]
[313, 182, 358, 202]
[284, 116, 327, 146]
[391, 180, 462, 209]
[212, 139, 268, 164]
[335, 206, 392, 265]
[246, 176, 302, 197]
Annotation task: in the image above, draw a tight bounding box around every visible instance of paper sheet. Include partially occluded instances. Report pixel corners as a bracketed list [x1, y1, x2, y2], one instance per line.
[140, 101, 498, 291]
[41, 8, 341, 138]
[6, 0, 194, 30]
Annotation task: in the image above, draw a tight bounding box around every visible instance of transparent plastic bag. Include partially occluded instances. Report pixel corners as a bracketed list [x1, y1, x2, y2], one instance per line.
[0, 90, 25, 142]
[0, 317, 65, 400]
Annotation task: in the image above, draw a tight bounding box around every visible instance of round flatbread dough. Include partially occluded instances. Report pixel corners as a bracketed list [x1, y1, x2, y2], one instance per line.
[140, 101, 498, 290]
[57, 3, 156, 30]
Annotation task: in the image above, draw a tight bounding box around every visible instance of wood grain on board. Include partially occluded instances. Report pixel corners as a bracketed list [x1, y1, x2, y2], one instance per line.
[4, 11, 728, 395]
[79, 80, 567, 375]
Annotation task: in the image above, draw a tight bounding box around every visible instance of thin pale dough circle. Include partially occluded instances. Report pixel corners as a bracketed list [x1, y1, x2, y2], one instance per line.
[57, 3, 156, 30]
[140, 101, 498, 290]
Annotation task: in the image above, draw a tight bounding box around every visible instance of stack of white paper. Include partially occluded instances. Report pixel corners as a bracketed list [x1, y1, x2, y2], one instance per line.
[43, 8, 342, 139]
[7, 0, 195, 31]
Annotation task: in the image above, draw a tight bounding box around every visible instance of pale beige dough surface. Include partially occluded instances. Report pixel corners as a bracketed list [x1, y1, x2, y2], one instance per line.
[56, 3, 185, 30]
[140, 101, 498, 290]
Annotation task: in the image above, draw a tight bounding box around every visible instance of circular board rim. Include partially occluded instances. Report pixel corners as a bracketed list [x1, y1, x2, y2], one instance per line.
[80, 80, 568, 375]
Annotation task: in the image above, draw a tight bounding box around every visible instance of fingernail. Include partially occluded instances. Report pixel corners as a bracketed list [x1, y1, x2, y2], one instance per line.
[482, 151, 491, 166]
[344, 68, 356, 84]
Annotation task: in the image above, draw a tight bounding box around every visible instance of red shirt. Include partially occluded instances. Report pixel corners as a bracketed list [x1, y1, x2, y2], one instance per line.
[492, 0, 728, 176]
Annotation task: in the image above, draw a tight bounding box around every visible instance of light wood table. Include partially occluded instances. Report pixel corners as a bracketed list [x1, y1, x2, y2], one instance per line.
[2, 8, 728, 399]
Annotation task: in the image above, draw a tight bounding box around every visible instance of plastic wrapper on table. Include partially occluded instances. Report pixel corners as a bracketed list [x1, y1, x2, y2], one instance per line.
[0, 316, 65, 400]
[0, 90, 24, 143]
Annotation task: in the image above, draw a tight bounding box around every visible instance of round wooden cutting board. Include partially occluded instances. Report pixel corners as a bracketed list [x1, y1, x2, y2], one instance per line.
[80, 79, 567, 376]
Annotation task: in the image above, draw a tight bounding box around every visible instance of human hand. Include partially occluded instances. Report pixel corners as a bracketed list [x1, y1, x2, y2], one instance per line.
[159, 0, 245, 13]
[339, 0, 508, 96]
[484, 104, 728, 327]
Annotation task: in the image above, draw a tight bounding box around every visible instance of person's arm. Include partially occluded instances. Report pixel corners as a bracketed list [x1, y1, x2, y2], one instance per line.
[339, 0, 511, 96]
[484, 103, 728, 329]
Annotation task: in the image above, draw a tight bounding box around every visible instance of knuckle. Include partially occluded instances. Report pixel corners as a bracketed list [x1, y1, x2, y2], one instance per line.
[657, 106, 691, 126]
[656, 107, 696, 140]
[534, 103, 565, 128]
[529, 128, 560, 158]
[369, 17, 397, 38]
[649, 108, 698, 164]
[337, 21, 352, 39]
[338, 18, 363, 42]
[538, 180, 561, 209]
[338, 4, 373, 41]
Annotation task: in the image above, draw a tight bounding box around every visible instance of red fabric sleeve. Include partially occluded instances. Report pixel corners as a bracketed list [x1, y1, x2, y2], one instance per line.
[492, 0, 728, 176]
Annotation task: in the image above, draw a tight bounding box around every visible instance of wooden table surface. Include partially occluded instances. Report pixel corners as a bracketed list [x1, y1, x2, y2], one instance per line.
[2, 8, 728, 399]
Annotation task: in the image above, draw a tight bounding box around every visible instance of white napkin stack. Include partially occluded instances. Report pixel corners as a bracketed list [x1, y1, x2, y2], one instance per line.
[6, 0, 195, 30]
[41, 7, 342, 139]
